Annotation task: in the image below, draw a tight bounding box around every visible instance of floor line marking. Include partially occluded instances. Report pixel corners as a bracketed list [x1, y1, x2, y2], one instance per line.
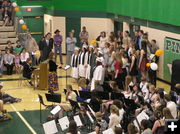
[10, 104, 37, 134]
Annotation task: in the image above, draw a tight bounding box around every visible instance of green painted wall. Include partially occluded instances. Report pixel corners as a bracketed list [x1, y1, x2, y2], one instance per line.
[17, 0, 53, 9]
[17, 0, 180, 26]
[106, 0, 180, 26]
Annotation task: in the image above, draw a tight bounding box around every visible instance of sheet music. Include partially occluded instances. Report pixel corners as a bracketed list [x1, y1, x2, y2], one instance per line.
[43, 120, 58, 134]
[73, 115, 83, 127]
[88, 132, 96, 134]
[50, 105, 61, 115]
[86, 111, 94, 123]
[64, 65, 70, 70]
[133, 111, 149, 130]
[133, 120, 140, 130]
[87, 105, 95, 117]
[58, 116, 70, 131]
[103, 128, 114, 134]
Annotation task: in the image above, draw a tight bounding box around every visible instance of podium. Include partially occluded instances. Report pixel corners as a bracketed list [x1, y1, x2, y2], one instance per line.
[32, 62, 49, 90]
[39, 63, 48, 90]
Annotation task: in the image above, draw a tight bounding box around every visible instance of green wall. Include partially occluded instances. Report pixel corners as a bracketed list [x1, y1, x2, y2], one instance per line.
[17, 0, 180, 26]
[107, 0, 180, 26]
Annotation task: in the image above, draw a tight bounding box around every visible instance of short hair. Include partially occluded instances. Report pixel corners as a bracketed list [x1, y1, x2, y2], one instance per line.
[114, 127, 123, 134]
[141, 119, 151, 130]
[67, 85, 73, 91]
[7, 40, 11, 44]
[139, 30, 144, 34]
[164, 94, 171, 102]
[26, 58, 31, 63]
[152, 39, 156, 43]
[113, 100, 123, 109]
[48, 52, 54, 59]
[16, 40, 20, 43]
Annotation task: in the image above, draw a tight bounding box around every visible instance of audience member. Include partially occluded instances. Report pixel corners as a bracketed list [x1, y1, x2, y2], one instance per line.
[14, 40, 23, 54]
[3, 49, 14, 75]
[66, 32, 77, 65]
[54, 29, 63, 64]
[66, 120, 81, 134]
[5, 40, 13, 54]
[79, 26, 89, 47]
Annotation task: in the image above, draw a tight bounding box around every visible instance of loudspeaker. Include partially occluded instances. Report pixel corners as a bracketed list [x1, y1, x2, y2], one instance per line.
[171, 60, 180, 92]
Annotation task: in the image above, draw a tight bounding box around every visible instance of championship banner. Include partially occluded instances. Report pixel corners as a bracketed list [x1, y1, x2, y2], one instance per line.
[164, 37, 180, 82]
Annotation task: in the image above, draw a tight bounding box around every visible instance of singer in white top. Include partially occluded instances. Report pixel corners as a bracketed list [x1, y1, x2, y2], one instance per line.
[91, 57, 105, 91]
[78, 44, 88, 78]
[85, 45, 94, 80]
[71, 47, 79, 79]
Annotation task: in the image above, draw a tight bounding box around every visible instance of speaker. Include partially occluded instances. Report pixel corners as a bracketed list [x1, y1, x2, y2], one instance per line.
[171, 60, 180, 92]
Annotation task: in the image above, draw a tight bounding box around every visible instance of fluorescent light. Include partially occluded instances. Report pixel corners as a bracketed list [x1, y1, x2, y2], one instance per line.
[21, 5, 42, 8]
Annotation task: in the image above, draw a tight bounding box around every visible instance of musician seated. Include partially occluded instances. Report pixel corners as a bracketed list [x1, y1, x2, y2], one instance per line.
[22, 58, 36, 86]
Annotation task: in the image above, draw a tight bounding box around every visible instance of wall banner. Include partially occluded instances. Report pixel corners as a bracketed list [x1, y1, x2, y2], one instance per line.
[164, 37, 180, 82]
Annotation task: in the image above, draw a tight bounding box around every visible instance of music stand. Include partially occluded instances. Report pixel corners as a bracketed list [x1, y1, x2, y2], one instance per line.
[60, 65, 71, 88]
[38, 94, 53, 124]
[111, 92, 125, 102]
[96, 91, 109, 100]
[79, 91, 92, 99]
[45, 93, 61, 109]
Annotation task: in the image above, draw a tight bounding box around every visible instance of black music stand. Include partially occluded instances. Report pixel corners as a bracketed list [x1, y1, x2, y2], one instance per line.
[38, 94, 53, 124]
[60, 65, 71, 88]
[45, 93, 61, 110]
[111, 92, 125, 102]
[45, 93, 61, 103]
[79, 91, 92, 100]
[96, 91, 109, 100]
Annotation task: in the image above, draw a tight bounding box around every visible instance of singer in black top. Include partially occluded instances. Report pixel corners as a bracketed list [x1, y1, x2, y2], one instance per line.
[48, 52, 59, 93]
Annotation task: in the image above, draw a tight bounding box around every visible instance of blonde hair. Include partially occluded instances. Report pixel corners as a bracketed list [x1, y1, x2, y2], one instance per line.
[110, 105, 119, 116]
[115, 52, 123, 66]
[125, 75, 132, 91]
[95, 112, 103, 121]
[78, 78, 86, 89]
[163, 107, 174, 119]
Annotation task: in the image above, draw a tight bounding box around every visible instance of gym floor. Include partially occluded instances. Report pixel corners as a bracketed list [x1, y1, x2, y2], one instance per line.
[0, 56, 170, 134]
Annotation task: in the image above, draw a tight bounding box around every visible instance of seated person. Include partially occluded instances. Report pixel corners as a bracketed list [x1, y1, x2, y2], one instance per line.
[3, 49, 14, 75]
[2, 0, 12, 26]
[93, 80, 104, 92]
[14, 40, 23, 54]
[20, 48, 29, 64]
[108, 105, 121, 130]
[22, 58, 36, 85]
[58, 85, 77, 118]
[140, 119, 152, 134]
[95, 112, 108, 134]
[5, 40, 13, 54]
[0, 100, 12, 122]
[0, 82, 21, 104]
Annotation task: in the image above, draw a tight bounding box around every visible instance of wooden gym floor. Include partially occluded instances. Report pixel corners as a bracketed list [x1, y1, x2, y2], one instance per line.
[0, 56, 170, 134]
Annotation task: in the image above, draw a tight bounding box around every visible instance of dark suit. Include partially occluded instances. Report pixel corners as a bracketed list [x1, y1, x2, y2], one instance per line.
[41, 38, 54, 61]
[23, 62, 35, 79]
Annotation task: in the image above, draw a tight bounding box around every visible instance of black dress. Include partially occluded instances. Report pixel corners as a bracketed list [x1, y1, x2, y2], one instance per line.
[129, 56, 138, 76]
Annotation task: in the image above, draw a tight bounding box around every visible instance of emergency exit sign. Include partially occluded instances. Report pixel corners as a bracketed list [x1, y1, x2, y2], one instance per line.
[26, 8, 32, 12]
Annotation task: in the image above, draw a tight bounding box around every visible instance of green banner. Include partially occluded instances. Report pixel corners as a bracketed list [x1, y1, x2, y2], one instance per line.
[164, 37, 180, 82]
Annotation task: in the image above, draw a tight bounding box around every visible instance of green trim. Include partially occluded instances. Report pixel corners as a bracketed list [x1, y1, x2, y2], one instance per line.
[0, 75, 71, 82]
